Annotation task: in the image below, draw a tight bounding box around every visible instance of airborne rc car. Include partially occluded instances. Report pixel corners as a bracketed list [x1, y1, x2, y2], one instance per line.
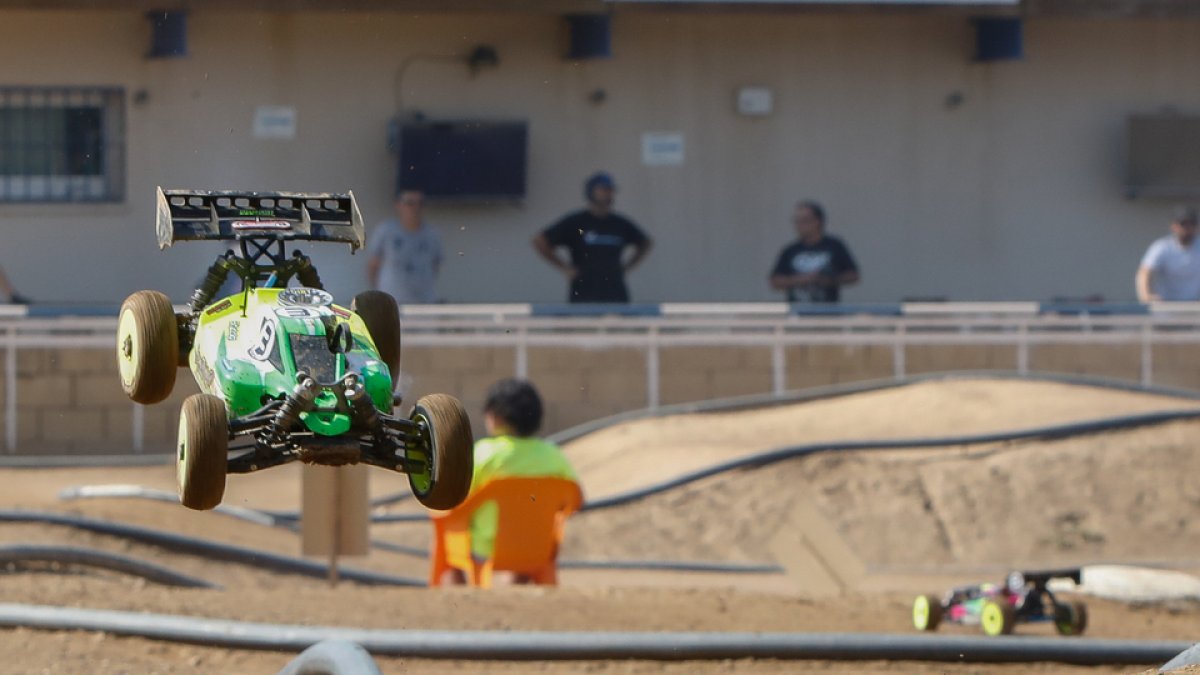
[116, 188, 473, 511]
[912, 568, 1088, 637]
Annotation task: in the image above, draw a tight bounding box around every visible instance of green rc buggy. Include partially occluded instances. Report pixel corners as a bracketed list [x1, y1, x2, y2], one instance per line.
[116, 188, 473, 511]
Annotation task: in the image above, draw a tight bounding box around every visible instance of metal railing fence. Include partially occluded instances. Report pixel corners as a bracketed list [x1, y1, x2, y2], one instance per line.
[5, 302, 1200, 453]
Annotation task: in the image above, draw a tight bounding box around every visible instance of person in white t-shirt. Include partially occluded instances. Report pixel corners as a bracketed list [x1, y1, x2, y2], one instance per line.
[1136, 206, 1200, 303]
[366, 189, 443, 305]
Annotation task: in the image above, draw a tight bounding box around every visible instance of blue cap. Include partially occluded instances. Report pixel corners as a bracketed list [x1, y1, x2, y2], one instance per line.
[584, 171, 616, 200]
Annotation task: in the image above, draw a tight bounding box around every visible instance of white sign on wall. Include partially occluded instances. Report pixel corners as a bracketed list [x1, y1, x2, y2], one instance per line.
[254, 106, 298, 140]
[641, 131, 685, 166]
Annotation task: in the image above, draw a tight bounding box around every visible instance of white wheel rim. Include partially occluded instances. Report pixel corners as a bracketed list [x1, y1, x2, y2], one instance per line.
[117, 308, 140, 388]
[913, 597, 929, 629]
[177, 408, 189, 491]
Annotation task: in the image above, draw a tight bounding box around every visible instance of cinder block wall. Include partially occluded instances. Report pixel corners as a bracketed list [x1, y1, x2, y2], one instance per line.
[2, 342, 1193, 456]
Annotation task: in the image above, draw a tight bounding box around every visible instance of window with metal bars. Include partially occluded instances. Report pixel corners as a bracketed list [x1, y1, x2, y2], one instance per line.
[0, 87, 126, 203]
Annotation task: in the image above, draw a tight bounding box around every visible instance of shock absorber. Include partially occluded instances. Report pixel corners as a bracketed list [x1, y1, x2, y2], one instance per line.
[267, 374, 320, 445]
[345, 375, 385, 443]
[189, 256, 234, 314]
[294, 252, 324, 289]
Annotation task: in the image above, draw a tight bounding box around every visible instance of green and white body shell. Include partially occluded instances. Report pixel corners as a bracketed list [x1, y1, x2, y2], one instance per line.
[190, 287, 393, 434]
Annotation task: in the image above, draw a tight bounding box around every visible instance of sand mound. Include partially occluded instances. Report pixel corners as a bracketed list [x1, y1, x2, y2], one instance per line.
[563, 378, 1200, 501]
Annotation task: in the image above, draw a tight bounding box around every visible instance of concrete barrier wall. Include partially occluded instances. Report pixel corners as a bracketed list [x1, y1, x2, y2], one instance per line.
[5, 341, 1196, 456]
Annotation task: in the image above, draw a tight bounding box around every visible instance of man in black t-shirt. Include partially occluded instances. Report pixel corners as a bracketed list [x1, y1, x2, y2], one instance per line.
[769, 200, 860, 303]
[533, 172, 654, 303]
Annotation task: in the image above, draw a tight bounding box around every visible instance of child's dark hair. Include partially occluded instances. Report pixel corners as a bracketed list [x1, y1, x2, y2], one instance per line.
[484, 378, 544, 437]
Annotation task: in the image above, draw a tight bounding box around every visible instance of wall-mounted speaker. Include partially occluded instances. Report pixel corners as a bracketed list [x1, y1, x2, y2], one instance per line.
[974, 17, 1022, 62]
[566, 14, 612, 60]
[147, 10, 188, 59]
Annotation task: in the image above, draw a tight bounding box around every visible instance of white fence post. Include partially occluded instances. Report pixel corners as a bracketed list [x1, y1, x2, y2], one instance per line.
[1141, 323, 1153, 387]
[646, 326, 660, 411]
[5, 326, 15, 453]
[514, 327, 528, 380]
[772, 326, 786, 396]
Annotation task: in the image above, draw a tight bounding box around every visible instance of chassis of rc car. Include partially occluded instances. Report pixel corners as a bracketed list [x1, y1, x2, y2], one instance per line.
[116, 188, 473, 512]
[912, 568, 1088, 637]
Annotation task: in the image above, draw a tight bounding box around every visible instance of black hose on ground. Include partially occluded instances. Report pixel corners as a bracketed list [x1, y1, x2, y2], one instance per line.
[56, 487, 785, 574]
[0, 602, 1190, 665]
[53, 405, 1200, 573]
[352, 406, 1200, 518]
[40, 372, 1200, 577]
[277, 640, 383, 675]
[0, 510, 423, 587]
[581, 407, 1200, 512]
[359, 371, 1200, 512]
[0, 544, 219, 589]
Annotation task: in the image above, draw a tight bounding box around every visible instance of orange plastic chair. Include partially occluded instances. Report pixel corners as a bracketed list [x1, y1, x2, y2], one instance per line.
[428, 476, 584, 588]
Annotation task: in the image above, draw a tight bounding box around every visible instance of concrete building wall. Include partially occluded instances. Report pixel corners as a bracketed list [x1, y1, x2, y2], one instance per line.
[1, 10, 1199, 306]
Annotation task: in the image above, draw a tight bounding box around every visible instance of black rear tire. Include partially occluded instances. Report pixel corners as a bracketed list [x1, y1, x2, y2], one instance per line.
[352, 290, 401, 382]
[1055, 600, 1088, 636]
[409, 394, 474, 510]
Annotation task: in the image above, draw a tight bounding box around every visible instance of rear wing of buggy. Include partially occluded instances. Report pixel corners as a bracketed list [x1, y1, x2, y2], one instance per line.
[1014, 567, 1083, 587]
[155, 187, 366, 252]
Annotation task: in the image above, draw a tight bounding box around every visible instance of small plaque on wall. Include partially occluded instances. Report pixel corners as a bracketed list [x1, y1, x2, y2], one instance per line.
[641, 132, 685, 166]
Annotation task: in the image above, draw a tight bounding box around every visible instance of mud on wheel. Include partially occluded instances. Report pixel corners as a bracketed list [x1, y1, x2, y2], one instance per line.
[408, 393, 474, 510]
[117, 290, 179, 404]
[352, 290, 401, 382]
[177, 393, 229, 510]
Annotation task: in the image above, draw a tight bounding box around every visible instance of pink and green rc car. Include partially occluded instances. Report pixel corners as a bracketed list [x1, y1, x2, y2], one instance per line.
[913, 568, 1088, 637]
[116, 188, 473, 511]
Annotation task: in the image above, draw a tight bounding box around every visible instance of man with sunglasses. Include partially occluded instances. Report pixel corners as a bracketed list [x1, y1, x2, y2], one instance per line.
[769, 200, 860, 303]
[1136, 206, 1200, 303]
[367, 188, 443, 305]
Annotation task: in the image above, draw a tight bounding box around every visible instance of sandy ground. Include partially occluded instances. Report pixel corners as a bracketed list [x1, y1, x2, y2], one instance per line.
[1, 377, 1198, 674]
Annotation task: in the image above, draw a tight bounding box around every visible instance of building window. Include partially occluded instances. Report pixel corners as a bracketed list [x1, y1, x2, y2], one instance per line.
[0, 87, 125, 203]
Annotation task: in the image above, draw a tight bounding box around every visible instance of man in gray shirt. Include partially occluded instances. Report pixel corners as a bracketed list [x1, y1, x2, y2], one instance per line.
[367, 189, 443, 304]
[1136, 205, 1200, 302]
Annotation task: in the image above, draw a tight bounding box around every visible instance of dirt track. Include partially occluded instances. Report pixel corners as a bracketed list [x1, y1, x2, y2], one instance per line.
[1, 377, 1198, 674]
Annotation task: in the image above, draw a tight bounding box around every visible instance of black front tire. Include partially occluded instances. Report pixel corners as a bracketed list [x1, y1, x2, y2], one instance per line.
[409, 394, 474, 510]
[352, 290, 401, 381]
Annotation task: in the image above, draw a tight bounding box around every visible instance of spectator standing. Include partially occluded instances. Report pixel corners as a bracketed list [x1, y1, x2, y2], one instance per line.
[532, 172, 653, 303]
[441, 378, 579, 586]
[1136, 206, 1200, 302]
[769, 200, 860, 303]
[0, 265, 27, 304]
[366, 189, 443, 304]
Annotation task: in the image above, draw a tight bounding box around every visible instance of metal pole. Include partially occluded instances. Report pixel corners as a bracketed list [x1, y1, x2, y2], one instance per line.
[1141, 323, 1153, 387]
[646, 327, 660, 411]
[329, 469, 341, 588]
[1017, 324, 1029, 375]
[514, 328, 528, 380]
[5, 326, 16, 453]
[132, 404, 144, 453]
[771, 326, 785, 396]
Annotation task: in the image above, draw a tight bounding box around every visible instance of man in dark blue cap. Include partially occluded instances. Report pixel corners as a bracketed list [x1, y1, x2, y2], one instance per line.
[533, 172, 653, 303]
